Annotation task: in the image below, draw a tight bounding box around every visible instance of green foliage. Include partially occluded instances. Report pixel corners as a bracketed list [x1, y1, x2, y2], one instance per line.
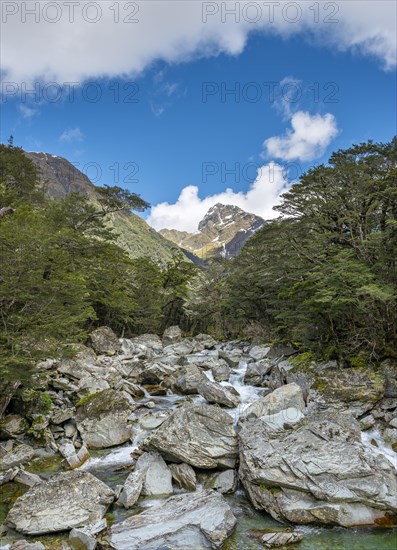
[0, 144, 197, 388]
[223, 138, 397, 361]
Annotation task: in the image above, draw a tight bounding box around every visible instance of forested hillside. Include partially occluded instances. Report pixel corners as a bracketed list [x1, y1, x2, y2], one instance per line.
[0, 144, 196, 385]
[187, 138, 397, 366]
[1, 138, 396, 390]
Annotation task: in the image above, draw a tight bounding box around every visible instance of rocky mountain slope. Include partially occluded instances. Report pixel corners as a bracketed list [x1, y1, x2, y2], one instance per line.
[25, 152, 182, 265]
[160, 203, 265, 260]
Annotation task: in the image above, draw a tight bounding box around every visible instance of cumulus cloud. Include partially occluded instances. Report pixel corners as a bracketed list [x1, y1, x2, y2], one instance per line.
[147, 162, 288, 231]
[59, 127, 84, 143]
[19, 104, 38, 118]
[263, 111, 339, 162]
[1, 1, 395, 85]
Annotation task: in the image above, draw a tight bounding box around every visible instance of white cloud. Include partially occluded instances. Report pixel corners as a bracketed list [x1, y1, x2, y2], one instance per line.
[59, 127, 84, 143]
[19, 104, 38, 118]
[1, 1, 395, 86]
[263, 111, 339, 162]
[147, 162, 288, 231]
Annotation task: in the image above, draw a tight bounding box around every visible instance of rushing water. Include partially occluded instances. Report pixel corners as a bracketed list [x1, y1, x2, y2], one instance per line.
[1, 352, 397, 550]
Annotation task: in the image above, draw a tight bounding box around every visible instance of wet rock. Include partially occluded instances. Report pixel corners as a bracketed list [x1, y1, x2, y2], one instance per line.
[239, 411, 397, 527]
[118, 471, 144, 508]
[192, 333, 217, 351]
[166, 365, 206, 395]
[51, 408, 75, 425]
[69, 527, 97, 550]
[139, 411, 169, 430]
[197, 379, 239, 408]
[163, 340, 195, 356]
[130, 334, 163, 352]
[244, 359, 273, 386]
[13, 468, 43, 487]
[110, 490, 237, 549]
[359, 414, 376, 431]
[261, 531, 304, 547]
[219, 349, 242, 368]
[136, 451, 173, 496]
[210, 359, 231, 382]
[0, 443, 35, 470]
[145, 402, 238, 469]
[203, 469, 237, 494]
[139, 361, 178, 385]
[10, 541, 45, 550]
[169, 463, 197, 491]
[242, 383, 305, 421]
[76, 390, 135, 449]
[6, 470, 114, 535]
[0, 415, 29, 439]
[58, 439, 90, 469]
[162, 326, 182, 347]
[89, 326, 121, 356]
[308, 368, 385, 417]
[249, 345, 271, 361]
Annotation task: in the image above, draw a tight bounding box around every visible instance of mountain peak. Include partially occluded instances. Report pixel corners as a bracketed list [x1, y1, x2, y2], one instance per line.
[161, 203, 265, 260]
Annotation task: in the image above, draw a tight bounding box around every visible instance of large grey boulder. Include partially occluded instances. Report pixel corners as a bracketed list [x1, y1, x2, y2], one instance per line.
[109, 490, 236, 549]
[162, 325, 182, 346]
[197, 379, 239, 408]
[0, 415, 29, 439]
[139, 361, 178, 385]
[165, 365, 206, 394]
[210, 359, 231, 382]
[10, 541, 45, 550]
[58, 439, 90, 469]
[204, 469, 237, 494]
[6, 471, 114, 535]
[76, 390, 135, 449]
[89, 326, 121, 356]
[0, 443, 35, 471]
[244, 359, 273, 386]
[242, 383, 305, 421]
[144, 403, 238, 469]
[239, 411, 397, 527]
[118, 471, 144, 508]
[249, 345, 271, 361]
[169, 463, 197, 491]
[135, 451, 173, 496]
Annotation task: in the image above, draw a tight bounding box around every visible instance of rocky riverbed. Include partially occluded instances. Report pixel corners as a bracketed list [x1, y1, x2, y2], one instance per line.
[1, 326, 397, 549]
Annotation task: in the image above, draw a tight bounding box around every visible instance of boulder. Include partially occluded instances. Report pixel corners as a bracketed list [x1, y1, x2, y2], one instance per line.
[219, 349, 242, 368]
[239, 411, 397, 527]
[166, 365, 206, 395]
[0, 415, 29, 439]
[69, 528, 97, 550]
[89, 326, 121, 356]
[139, 361, 178, 385]
[204, 469, 237, 494]
[130, 334, 163, 352]
[162, 326, 182, 347]
[10, 541, 45, 550]
[261, 531, 304, 548]
[308, 369, 385, 417]
[118, 471, 144, 508]
[249, 345, 271, 361]
[109, 490, 236, 549]
[244, 359, 273, 386]
[242, 383, 305, 421]
[13, 468, 43, 487]
[6, 470, 114, 535]
[210, 359, 231, 382]
[144, 403, 238, 469]
[76, 390, 135, 449]
[58, 439, 90, 469]
[192, 334, 217, 351]
[135, 451, 173, 496]
[197, 379, 239, 408]
[0, 443, 35, 471]
[169, 463, 197, 491]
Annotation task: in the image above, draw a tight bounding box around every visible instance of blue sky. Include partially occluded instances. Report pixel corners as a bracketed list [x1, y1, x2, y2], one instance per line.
[1, 1, 396, 231]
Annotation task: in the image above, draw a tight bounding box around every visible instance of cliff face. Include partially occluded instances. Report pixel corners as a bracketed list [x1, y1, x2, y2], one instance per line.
[160, 203, 265, 260]
[25, 152, 182, 265]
